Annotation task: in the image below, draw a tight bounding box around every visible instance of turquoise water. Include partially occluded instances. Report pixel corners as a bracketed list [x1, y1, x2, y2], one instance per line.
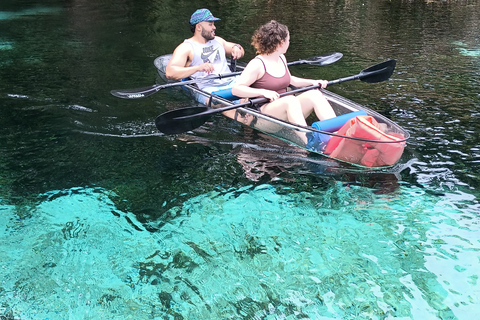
[1, 185, 479, 319]
[1, 0, 480, 319]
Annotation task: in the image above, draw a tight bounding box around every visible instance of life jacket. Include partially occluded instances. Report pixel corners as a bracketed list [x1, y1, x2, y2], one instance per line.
[324, 115, 405, 167]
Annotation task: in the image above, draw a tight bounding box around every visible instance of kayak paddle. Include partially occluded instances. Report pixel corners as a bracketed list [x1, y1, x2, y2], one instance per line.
[155, 59, 396, 135]
[110, 52, 343, 99]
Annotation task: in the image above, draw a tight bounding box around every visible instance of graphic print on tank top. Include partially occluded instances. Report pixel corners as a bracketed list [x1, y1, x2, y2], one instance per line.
[200, 45, 221, 64]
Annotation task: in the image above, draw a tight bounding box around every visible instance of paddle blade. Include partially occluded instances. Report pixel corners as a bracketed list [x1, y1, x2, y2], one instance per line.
[304, 52, 343, 66]
[155, 107, 211, 134]
[110, 84, 162, 99]
[359, 59, 396, 83]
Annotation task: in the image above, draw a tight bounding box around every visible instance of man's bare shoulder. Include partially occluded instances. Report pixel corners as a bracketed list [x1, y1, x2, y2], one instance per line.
[173, 41, 193, 55]
[169, 42, 193, 65]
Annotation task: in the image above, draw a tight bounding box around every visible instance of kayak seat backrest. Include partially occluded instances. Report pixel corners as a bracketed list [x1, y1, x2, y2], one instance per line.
[211, 88, 241, 101]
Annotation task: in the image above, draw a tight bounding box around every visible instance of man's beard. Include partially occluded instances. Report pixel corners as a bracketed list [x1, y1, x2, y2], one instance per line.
[201, 27, 215, 41]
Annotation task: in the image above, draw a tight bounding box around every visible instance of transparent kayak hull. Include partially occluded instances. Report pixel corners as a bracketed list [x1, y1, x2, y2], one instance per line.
[154, 55, 409, 169]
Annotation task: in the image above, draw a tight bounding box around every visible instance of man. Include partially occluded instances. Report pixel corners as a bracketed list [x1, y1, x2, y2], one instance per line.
[166, 8, 244, 92]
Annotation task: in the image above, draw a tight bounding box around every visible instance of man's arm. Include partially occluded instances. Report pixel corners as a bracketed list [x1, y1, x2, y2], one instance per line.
[216, 36, 244, 60]
[166, 43, 215, 80]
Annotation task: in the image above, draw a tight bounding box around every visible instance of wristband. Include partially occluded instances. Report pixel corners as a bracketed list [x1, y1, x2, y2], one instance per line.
[233, 44, 243, 51]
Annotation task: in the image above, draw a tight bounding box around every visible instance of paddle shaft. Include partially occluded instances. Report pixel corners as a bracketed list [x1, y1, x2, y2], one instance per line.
[110, 52, 343, 99]
[113, 73, 239, 99]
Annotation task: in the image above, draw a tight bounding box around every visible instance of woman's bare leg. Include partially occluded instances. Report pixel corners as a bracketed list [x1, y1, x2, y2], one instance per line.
[260, 95, 307, 126]
[297, 90, 336, 121]
[260, 96, 310, 143]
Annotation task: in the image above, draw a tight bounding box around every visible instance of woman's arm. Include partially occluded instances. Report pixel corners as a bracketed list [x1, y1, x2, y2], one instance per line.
[290, 75, 328, 89]
[232, 59, 279, 101]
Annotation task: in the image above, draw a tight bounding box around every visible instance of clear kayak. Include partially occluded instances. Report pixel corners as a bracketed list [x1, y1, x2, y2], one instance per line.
[154, 54, 409, 169]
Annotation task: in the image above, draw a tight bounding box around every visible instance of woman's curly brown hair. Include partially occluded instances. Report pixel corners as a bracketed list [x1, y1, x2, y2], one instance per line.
[251, 20, 289, 55]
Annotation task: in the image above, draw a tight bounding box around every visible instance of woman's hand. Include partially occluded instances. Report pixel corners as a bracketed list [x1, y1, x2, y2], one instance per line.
[262, 89, 280, 101]
[316, 79, 328, 89]
[307, 79, 328, 88]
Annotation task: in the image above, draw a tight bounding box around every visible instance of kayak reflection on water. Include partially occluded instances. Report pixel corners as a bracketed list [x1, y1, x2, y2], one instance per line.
[223, 107, 307, 146]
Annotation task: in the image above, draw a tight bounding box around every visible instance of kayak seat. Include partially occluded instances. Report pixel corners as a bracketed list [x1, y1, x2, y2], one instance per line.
[211, 88, 241, 101]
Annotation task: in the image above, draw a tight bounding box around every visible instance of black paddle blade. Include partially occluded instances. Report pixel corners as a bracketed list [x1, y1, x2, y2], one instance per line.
[304, 52, 343, 66]
[155, 106, 211, 134]
[360, 59, 396, 83]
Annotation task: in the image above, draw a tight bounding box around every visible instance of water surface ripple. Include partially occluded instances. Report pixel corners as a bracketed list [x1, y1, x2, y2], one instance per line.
[1, 0, 479, 319]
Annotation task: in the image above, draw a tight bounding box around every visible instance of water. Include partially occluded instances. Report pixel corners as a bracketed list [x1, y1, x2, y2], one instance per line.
[2, 185, 479, 319]
[1, 0, 479, 319]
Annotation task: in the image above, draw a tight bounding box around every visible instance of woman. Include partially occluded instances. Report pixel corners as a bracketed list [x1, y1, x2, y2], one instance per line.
[231, 20, 336, 142]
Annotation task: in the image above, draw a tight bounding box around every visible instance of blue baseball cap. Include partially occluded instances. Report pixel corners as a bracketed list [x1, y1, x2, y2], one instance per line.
[189, 8, 220, 25]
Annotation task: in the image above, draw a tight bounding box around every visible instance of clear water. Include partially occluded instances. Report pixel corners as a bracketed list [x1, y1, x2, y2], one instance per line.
[1, 185, 479, 319]
[1, 0, 479, 319]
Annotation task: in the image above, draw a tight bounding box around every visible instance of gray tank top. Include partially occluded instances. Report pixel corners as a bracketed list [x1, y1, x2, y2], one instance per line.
[184, 38, 232, 89]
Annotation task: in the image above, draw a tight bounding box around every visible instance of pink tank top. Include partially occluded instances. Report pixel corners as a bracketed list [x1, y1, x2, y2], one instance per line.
[251, 57, 291, 94]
